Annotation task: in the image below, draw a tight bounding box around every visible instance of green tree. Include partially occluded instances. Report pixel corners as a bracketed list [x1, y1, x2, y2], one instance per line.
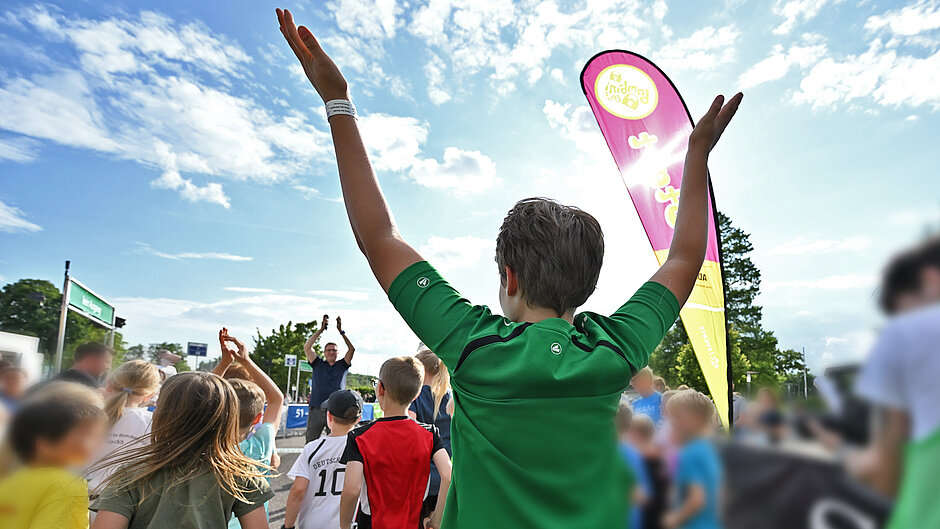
[650, 213, 802, 391]
[252, 320, 321, 393]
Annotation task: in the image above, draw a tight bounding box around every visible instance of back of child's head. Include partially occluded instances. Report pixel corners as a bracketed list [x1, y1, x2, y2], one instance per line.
[666, 390, 715, 424]
[416, 345, 450, 419]
[630, 414, 656, 443]
[99, 371, 265, 501]
[615, 402, 634, 436]
[6, 382, 105, 469]
[496, 197, 604, 315]
[379, 356, 424, 406]
[221, 362, 252, 381]
[228, 378, 266, 429]
[105, 360, 160, 426]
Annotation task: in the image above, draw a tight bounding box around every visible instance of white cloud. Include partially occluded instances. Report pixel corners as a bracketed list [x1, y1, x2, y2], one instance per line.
[224, 287, 276, 293]
[359, 113, 497, 194]
[136, 243, 252, 262]
[772, 0, 833, 35]
[358, 113, 428, 172]
[865, 0, 940, 38]
[738, 38, 827, 89]
[767, 236, 872, 255]
[409, 147, 497, 194]
[0, 199, 42, 233]
[542, 100, 608, 159]
[0, 137, 38, 162]
[658, 25, 740, 72]
[327, 0, 401, 40]
[424, 58, 452, 105]
[402, 0, 670, 99]
[0, 7, 331, 207]
[113, 291, 417, 375]
[152, 169, 230, 208]
[419, 235, 492, 272]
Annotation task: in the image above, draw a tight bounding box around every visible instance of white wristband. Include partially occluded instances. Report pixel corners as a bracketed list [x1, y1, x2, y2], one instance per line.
[325, 99, 356, 120]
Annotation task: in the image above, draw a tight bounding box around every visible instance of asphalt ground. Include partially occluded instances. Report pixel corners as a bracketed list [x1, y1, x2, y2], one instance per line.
[266, 430, 309, 528]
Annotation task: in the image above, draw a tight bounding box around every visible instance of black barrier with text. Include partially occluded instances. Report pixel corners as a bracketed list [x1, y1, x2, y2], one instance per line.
[722, 444, 892, 529]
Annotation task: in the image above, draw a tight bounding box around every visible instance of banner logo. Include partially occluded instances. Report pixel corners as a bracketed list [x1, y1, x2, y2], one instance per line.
[594, 65, 658, 120]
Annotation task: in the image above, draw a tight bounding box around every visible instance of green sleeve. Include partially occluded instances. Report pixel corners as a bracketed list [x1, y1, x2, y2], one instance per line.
[90, 483, 138, 519]
[232, 476, 274, 518]
[388, 261, 501, 370]
[589, 281, 680, 372]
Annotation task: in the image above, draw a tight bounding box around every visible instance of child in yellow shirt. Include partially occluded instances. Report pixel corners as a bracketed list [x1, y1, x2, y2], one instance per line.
[0, 382, 107, 529]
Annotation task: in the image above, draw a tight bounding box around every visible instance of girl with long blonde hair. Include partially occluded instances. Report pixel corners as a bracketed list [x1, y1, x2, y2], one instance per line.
[409, 345, 453, 521]
[85, 361, 161, 497]
[89, 371, 273, 529]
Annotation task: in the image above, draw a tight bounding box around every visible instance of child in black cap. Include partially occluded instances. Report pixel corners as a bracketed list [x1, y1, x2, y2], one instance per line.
[283, 389, 363, 529]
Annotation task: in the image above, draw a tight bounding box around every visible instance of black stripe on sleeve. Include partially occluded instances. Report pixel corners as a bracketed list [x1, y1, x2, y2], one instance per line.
[454, 323, 533, 372]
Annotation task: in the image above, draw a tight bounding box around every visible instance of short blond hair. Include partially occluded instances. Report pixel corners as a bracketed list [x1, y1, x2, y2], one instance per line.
[666, 390, 715, 421]
[379, 356, 424, 405]
[228, 378, 265, 428]
[631, 414, 656, 441]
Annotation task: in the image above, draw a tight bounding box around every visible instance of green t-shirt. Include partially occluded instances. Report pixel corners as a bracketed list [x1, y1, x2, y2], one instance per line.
[889, 425, 940, 529]
[91, 468, 273, 529]
[389, 261, 679, 529]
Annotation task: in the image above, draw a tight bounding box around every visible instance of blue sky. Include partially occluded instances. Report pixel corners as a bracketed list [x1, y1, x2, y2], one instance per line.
[1, 0, 938, 375]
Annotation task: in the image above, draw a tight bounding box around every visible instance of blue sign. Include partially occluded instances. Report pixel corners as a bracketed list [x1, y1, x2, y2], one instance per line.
[286, 404, 309, 429]
[187, 342, 208, 357]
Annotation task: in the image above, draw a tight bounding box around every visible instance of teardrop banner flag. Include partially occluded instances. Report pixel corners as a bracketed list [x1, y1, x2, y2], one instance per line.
[580, 50, 732, 428]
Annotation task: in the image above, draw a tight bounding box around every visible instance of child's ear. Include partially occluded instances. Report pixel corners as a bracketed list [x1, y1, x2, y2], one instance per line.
[504, 266, 518, 296]
[253, 412, 263, 426]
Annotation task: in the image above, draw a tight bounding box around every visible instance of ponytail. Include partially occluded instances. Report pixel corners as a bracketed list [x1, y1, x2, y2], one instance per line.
[416, 348, 451, 420]
[104, 360, 161, 426]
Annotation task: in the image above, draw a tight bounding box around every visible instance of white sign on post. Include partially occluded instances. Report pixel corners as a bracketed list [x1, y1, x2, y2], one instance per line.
[285, 354, 297, 367]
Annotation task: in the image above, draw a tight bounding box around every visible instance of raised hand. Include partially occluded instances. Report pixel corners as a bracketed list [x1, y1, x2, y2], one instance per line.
[219, 328, 235, 362]
[223, 334, 249, 362]
[689, 92, 743, 153]
[321, 314, 329, 331]
[276, 8, 349, 103]
[336, 316, 343, 333]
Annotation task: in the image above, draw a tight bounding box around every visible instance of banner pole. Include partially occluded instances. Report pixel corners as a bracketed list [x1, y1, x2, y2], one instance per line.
[708, 178, 734, 433]
[54, 260, 71, 373]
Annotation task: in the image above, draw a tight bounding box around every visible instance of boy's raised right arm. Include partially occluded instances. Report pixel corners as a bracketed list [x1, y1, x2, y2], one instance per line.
[277, 8, 423, 292]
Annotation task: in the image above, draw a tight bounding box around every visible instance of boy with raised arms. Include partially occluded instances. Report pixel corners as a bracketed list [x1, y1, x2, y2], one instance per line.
[275, 7, 742, 528]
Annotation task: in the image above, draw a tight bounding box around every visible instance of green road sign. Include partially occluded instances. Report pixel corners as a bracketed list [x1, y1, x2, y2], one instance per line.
[300, 360, 312, 373]
[68, 280, 114, 327]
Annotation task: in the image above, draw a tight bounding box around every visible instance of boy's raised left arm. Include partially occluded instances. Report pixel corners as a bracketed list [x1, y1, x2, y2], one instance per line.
[650, 93, 742, 306]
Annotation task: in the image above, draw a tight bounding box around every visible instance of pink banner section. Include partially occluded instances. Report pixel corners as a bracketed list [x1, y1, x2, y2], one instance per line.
[581, 50, 730, 428]
[580, 52, 719, 263]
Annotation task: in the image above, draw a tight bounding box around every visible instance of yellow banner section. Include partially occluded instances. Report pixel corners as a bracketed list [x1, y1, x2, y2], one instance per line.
[654, 251, 729, 428]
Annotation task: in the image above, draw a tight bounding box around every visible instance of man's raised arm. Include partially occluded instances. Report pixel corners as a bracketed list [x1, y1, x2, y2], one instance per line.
[277, 8, 422, 291]
[650, 93, 742, 306]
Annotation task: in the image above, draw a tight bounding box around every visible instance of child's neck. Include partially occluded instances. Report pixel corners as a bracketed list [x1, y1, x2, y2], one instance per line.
[328, 425, 355, 437]
[516, 305, 575, 324]
[380, 401, 410, 417]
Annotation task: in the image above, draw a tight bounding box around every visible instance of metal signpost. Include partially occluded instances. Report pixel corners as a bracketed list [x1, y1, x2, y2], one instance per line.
[285, 354, 297, 399]
[54, 261, 117, 372]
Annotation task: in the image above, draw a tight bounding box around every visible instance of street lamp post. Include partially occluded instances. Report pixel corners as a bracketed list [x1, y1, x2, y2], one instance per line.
[745, 371, 759, 398]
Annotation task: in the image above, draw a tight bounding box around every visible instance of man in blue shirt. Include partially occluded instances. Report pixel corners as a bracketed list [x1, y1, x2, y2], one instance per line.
[303, 315, 356, 441]
[630, 367, 663, 425]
